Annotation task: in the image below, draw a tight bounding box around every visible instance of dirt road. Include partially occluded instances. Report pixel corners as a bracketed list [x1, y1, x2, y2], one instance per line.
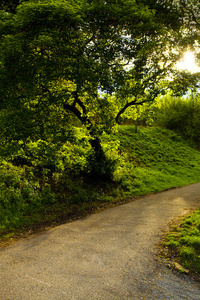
[1, 183, 200, 299]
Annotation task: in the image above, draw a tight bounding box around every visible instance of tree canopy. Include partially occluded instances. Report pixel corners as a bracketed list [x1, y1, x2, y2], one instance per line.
[0, 0, 200, 171]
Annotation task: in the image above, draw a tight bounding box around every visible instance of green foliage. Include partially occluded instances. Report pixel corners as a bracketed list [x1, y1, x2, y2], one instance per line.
[0, 0, 189, 169]
[1, 125, 200, 235]
[69, 189, 89, 205]
[1, 0, 199, 186]
[180, 246, 196, 259]
[0, 162, 44, 229]
[86, 153, 117, 180]
[164, 233, 179, 248]
[154, 92, 200, 146]
[0, 0, 25, 13]
[164, 208, 200, 274]
[116, 99, 156, 127]
[1, 0, 200, 242]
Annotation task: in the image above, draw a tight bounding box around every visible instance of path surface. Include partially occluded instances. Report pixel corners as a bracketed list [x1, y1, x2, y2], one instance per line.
[1, 183, 200, 299]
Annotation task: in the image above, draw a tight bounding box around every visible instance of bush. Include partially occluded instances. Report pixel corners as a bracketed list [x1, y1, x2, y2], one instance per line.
[0, 161, 57, 230]
[85, 153, 117, 180]
[69, 189, 89, 204]
[154, 93, 200, 146]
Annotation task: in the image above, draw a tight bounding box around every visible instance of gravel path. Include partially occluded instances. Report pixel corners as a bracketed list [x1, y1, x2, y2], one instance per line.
[1, 183, 200, 299]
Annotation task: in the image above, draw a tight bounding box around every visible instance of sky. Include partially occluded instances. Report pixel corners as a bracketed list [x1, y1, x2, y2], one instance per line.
[176, 51, 200, 73]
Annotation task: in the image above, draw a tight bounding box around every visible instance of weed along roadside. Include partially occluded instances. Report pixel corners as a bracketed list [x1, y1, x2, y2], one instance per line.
[162, 208, 200, 279]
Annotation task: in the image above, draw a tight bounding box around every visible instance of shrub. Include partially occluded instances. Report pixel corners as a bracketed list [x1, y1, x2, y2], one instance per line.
[0, 161, 57, 230]
[69, 189, 89, 204]
[154, 93, 200, 146]
[85, 153, 117, 180]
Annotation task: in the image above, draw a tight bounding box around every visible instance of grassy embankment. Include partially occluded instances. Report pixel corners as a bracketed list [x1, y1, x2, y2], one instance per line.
[1, 125, 200, 265]
[163, 210, 200, 277]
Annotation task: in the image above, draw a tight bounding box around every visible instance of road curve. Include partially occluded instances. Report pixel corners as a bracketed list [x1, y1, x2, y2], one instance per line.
[1, 183, 200, 299]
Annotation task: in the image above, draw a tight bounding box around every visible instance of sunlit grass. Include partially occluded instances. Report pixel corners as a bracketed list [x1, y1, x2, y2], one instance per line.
[112, 126, 200, 196]
[164, 209, 200, 274]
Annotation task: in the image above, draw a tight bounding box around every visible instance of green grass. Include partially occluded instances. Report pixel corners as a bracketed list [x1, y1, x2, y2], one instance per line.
[1, 125, 200, 250]
[111, 126, 200, 196]
[163, 209, 200, 274]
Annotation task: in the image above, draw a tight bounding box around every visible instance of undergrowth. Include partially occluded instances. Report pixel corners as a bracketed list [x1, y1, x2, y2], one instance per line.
[1, 125, 200, 241]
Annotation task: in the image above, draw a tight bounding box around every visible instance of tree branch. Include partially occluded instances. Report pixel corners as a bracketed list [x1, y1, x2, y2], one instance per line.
[71, 91, 87, 114]
[115, 99, 137, 124]
[115, 97, 156, 124]
[63, 103, 87, 124]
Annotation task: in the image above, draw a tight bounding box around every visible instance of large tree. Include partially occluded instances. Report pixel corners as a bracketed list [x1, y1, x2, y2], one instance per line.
[0, 0, 198, 173]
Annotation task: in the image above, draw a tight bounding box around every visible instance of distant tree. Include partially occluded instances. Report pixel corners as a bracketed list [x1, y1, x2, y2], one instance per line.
[155, 91, 200, 146]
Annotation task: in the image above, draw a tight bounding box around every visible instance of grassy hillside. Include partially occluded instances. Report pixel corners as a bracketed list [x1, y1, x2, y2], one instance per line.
[1, 125, 200, 237]
[112, 126, 200, 196]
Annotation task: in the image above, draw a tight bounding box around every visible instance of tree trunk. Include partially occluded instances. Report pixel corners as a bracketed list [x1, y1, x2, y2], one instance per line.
[89, 135, 106, 161]
[135, 117, 138, 133]
[63, 98, 107, 173]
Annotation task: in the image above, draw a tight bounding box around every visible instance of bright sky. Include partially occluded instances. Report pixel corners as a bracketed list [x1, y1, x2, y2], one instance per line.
[176, 51, 200, 73]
